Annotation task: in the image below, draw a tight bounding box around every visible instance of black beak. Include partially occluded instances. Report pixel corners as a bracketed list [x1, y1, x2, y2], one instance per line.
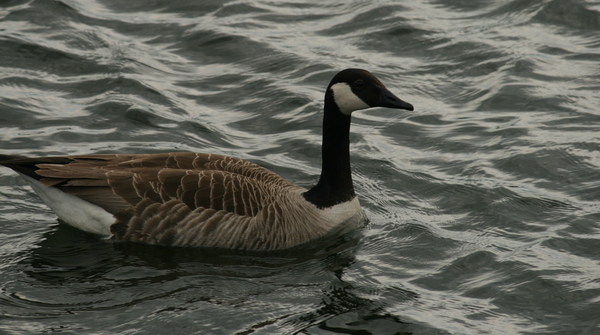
[378, 86, 414, 111]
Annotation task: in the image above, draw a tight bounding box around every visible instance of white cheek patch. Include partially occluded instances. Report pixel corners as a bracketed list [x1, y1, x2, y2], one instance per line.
[330, 82, 370, 115]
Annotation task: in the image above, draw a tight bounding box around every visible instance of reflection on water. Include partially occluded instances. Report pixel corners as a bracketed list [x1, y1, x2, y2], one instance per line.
[12, 223, 423, 334]
[1, 0, 600, 334]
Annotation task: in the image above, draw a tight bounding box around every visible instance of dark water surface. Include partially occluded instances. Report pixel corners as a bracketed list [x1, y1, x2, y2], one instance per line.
[1, 0, 600, 334]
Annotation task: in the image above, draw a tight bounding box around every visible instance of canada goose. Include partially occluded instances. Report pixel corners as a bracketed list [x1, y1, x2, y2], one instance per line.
[0, 69, 413, 251]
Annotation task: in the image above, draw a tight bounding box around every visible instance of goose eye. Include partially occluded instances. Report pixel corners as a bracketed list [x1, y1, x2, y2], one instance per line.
[353, 79, 365, 89]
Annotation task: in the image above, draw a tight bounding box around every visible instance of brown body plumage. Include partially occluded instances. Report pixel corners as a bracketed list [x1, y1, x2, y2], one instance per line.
[1, 152, 364, 250]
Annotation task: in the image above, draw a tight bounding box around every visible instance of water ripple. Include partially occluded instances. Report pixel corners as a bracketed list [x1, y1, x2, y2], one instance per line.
[1, 0, 600, 334]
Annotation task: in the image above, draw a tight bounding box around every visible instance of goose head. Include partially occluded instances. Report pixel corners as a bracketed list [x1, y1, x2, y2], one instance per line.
[304, 68, 414, 210]
[326, 68, 414, 115]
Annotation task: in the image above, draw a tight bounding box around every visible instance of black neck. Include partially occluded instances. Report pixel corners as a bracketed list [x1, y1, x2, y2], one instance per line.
[303, 92, 355, 209]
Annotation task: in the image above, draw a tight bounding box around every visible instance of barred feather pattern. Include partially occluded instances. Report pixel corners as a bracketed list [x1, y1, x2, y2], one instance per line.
[2, 152, 360, 251]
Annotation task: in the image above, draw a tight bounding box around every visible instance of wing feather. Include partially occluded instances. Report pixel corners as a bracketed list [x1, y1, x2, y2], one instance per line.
[1, 152, 338, 250]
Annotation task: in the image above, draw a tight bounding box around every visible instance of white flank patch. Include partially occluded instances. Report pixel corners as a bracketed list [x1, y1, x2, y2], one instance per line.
[18, 173, 115, 236]
[330, 82, 370, 115]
